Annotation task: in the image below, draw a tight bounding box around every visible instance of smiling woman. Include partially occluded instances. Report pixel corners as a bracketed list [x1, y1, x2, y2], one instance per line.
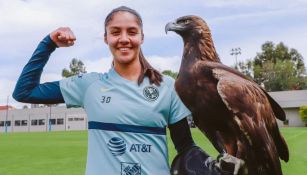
[12, 5, 188, 175]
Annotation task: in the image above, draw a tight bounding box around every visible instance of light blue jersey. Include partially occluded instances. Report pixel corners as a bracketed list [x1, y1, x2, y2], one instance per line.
[60, 68, 191, 175]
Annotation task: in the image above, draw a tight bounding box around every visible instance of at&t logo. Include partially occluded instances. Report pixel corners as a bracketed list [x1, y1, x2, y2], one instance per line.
[107, 137, 126, 156]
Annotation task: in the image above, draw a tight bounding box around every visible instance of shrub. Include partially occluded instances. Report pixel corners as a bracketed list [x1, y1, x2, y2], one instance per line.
[299, 106, 307, 122]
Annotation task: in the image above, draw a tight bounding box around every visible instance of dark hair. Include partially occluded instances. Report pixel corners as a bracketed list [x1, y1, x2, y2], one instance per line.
[104, 6, 162, 86]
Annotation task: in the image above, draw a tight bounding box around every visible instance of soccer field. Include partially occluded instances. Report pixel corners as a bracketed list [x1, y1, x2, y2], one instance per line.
[0, 128, 306, 175]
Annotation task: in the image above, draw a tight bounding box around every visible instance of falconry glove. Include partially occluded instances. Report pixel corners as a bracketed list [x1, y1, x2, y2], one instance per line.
[170, 146, 220, 175]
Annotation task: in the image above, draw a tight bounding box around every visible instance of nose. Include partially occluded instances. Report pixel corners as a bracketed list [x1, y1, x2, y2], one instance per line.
[118, 32, 129, 44]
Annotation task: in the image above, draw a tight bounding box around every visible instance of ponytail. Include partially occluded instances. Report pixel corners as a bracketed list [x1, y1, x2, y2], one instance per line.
[138, 49, 162, 86]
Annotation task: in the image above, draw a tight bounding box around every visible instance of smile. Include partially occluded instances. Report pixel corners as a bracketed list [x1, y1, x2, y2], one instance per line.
[118, 48, 130, 51]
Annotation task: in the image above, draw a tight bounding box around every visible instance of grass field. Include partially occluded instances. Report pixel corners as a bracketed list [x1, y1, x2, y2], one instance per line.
[0, 128, 306, 175]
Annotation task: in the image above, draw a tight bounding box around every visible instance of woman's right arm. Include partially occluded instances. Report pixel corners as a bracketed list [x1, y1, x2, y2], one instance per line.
[13, 27, 76, 104]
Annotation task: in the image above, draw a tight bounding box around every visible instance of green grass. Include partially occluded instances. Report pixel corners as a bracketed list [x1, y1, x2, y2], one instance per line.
[0, 131, 87, 175]
[0, 128, 306, 175]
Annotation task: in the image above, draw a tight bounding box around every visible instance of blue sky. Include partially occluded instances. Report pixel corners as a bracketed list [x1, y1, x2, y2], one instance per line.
[1, 0, 307, 108]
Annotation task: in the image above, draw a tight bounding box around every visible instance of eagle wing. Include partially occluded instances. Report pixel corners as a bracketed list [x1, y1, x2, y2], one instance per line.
[212, 68, 289, 175]
[200, 61, 286, 122]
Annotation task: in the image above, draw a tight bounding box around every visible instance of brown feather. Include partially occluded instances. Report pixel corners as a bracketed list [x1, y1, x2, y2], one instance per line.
[167, 15, 289, 175]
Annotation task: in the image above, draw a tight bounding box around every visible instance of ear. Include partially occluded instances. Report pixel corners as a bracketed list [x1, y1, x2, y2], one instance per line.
[141, 33, 144, 44]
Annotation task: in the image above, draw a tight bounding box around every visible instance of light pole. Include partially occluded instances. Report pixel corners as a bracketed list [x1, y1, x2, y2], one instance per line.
[5, 96, 9, 133]
[230, 47, 241, 69]
[49, 105, 52, 131]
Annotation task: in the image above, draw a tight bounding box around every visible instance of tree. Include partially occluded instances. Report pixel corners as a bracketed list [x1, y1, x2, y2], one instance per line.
[257, 60, 306, 91]
[239, 41, 307, 91]
[299, 106, 307, 126]
[162, 70, 178, 79]
[62, 58, 87, 78]
[237, 60, 253, 79]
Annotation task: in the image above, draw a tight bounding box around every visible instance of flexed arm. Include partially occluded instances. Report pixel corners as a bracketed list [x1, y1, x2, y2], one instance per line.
[13, 27, 76, 104]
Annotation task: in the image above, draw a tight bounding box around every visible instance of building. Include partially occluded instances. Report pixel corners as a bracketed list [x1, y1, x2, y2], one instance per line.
[1, 90, 307, 133]
[268, 90, 307, 127]
[0, 105, 14, 110]
[0, 106, 86, 133]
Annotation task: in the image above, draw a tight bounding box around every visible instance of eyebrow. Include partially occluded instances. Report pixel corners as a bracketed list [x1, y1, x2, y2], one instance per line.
[108, 26, 140, 31]
[109, 26, 138, 29]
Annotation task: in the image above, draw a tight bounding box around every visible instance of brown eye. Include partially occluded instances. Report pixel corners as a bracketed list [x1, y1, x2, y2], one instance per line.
[128, 31, 137, 36]
[128, 28, 139, 36]
[111, 31, 120, 36]
[178, 19, 190, 25]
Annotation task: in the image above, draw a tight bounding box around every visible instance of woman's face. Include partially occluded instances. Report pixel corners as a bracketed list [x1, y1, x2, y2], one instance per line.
[104, 12, 144, 66]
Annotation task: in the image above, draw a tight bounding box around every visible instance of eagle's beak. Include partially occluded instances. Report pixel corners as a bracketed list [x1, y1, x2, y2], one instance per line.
[165, 22, 177, 34]
[165, 21, 186, 34]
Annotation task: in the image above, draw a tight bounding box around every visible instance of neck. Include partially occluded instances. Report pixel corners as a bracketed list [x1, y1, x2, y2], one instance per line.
[114, 58, 141, 81]
[183, 32, 220, 63]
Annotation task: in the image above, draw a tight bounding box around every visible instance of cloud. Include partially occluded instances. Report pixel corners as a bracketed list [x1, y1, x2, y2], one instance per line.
[147, 55, 182, 72]
[0, 78, 18, 107]
[198, 0, 307, 8]
[83, 56, 113, 73]
[209, 6, 307, 26]
[215, 20, 307, 66]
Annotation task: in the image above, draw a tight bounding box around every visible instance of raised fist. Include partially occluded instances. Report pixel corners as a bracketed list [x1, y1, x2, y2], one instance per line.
[50, 27, 76, 47]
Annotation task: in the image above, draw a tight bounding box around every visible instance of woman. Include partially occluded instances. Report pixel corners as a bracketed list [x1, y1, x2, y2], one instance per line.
[13, 6, 238, 175]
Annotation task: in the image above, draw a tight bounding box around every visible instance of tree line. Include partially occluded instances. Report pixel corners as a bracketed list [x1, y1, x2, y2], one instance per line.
[237, 41, 306, 91]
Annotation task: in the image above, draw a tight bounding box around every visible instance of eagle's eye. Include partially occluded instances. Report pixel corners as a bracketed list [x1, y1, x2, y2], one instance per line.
[178, 19, 190, 25]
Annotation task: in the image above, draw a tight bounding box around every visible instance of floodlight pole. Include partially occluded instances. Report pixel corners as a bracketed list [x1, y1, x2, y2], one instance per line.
[230, 47, 241, 69]
[5, 96, 9, 133]
[49, 105, 52, 132]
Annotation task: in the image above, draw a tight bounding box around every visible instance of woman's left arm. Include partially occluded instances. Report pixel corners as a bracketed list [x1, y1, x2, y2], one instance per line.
[169, 118, 245, 175]
[169, 118, 221, 175]
[168, 118, 195, 153]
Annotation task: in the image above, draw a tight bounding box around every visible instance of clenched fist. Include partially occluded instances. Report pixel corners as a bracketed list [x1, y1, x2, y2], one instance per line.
[50, 27, 76, 47]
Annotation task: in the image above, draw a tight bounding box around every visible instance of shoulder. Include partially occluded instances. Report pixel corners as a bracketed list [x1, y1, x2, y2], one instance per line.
[161, 75, 176, 89]
[60, 72, 102, 88]
[69, 72, 100, 81]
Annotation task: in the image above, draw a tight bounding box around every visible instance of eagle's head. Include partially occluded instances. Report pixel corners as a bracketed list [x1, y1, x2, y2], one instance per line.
[165, 15, 211, 41]
[165, 15, 220, 62]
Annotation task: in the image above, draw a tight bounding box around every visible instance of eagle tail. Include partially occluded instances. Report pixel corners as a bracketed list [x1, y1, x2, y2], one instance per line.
[236, 116, 283, 175]
[257, 126, 283, 175]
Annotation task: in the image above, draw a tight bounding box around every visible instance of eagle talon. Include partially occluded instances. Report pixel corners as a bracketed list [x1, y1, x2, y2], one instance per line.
[216, 153, 245, 175]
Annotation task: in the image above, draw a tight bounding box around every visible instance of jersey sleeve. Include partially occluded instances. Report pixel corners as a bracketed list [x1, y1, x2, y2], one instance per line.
[13, 35, 65, 104]
[59, 73, 99, 108]
[168, 78, 191, 125]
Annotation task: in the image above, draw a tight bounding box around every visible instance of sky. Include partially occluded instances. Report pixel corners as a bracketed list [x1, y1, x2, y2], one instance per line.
[1, 0, 307, 108]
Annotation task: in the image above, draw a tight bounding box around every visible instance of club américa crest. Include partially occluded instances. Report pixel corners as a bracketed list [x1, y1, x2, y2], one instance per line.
[143, 86, 159, 101]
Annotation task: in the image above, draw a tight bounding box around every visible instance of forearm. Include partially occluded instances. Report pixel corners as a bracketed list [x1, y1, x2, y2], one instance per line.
[169, 118, 244, 175]
[169, 117, 195, 153]
[13, 35, 64, 104]
[169, 118, 221, 175]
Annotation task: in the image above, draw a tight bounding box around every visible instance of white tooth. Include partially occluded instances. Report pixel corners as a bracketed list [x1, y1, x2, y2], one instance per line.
[119, 48, 129, 51]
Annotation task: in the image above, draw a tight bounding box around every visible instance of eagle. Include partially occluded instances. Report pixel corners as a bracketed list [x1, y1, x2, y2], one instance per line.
[165, 16, 289, 175]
